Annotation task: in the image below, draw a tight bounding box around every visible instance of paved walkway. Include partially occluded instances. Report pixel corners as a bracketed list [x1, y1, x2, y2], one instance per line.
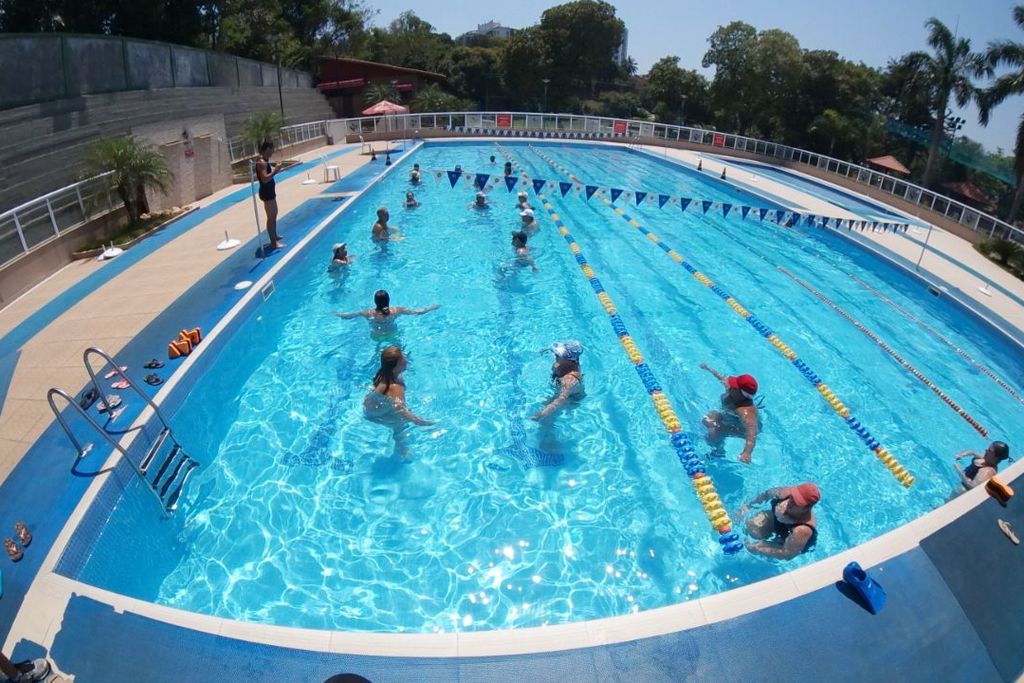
[0, 144, 371, 482]
[655, 147, 1024, 339]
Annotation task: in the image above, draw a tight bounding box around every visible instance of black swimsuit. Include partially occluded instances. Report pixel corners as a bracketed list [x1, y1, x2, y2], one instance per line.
[257, 157, 276, 201]
[769, 497, 817, 552]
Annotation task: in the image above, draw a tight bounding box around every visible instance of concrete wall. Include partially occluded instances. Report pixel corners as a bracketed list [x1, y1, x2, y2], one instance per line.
[0, 34, 313, 110]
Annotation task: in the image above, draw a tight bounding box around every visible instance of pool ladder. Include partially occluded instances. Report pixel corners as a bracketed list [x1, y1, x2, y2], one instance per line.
[46, 347, 199, 516]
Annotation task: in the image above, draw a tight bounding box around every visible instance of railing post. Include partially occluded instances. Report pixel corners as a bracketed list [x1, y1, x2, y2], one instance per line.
[46, 198, 60, 237]
[76, 185, 87, 219]
[12, 213, 28, 252]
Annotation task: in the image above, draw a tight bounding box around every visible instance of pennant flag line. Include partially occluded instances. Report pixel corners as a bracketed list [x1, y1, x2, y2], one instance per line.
[610, 188, 623, 203]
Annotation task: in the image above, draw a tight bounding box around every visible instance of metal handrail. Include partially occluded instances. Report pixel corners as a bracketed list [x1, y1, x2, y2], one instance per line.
[83, 347, 171, 428]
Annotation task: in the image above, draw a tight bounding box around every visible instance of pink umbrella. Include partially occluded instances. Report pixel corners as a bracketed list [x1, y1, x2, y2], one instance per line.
[361, 99, 409, 115]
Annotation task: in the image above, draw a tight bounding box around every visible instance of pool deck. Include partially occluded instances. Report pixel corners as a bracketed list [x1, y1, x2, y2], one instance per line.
[0, 138, 1023, 681]
[0, 144, 372, 482]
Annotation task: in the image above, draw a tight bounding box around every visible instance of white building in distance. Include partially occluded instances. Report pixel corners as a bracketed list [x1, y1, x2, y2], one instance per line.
[458, 21, 515, 42]
[615, 28, 629, 65]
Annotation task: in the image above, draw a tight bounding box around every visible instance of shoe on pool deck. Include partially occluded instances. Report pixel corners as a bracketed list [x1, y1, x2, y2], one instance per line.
[9, 658, 51, 682]
[998, 519, 1019, 545]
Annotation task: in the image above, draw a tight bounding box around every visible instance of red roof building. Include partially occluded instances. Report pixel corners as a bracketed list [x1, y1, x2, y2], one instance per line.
[317, 57, 447, 117]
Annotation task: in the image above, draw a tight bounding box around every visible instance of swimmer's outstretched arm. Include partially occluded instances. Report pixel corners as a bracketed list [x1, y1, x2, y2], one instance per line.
[332, 308, 370, 319]
[395, 304, 440, 316]
[699, 362, 726, 384]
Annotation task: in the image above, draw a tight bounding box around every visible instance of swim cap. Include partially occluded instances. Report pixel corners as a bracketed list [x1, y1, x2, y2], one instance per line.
[477, 191, 486, 198]
[552, 340, 583, 361]
[990, 441, 1010, 461]
[520, 209, 535, 219]
[726, 374, 758, 397]
[790, 482, 820, 507]
[518, 191, 528, 198]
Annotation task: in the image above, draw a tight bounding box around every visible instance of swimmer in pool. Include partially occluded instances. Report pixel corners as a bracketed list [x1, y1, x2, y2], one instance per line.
[470, 191, 489, 209]
[531, 340, 585, 420]
[520, 208, 538, 233]
[410, 163, 421, 184]
[504, 161, 513, 177]
[954, 441, 1011, 492]
[516, 191, 532, 211]
[333, 289, 439, 341]
[738, 482, 820, 559]
[511, 230, 538, 272]
[490, 155, 496, 164]
[328, 243, 353, 271]
[364, 346, 434, 457]
[372, 207, 397, 242]
[700, 362, 760, 463]
[404, 191, 420, 208]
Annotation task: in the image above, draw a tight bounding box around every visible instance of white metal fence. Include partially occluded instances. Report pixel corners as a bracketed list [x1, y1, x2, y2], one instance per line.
[0, 172, 116, 269]
[327, 111, 1024, 244]
[226, 120, 328, 163]
[7, 111, 1020, 273]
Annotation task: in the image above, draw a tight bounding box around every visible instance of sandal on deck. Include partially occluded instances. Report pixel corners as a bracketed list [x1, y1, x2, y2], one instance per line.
[143, 359, 165, 369]
[144, 374, 163, 386]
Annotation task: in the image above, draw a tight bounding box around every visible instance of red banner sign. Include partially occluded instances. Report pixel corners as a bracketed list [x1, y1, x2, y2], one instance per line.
[497, 113, 512, 128]
[613, 120, 627, 135]
[712, 133, 726, 147]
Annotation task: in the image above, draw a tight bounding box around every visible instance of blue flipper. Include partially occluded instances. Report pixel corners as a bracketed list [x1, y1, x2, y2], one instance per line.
[843, 561, 886, 614]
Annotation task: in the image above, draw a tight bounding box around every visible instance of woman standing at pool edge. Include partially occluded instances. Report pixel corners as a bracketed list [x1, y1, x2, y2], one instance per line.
[255, 141, 283, 249]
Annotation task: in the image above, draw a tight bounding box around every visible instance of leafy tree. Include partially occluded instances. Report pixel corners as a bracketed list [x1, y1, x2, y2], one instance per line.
[702, 21, 758, 132]
[366, 11, 452, 72]
[411, 83, 471, 113]
[84, 137, 173, 225]
[641, 56, 709, 124]
[241, 111, 285, 150]
[907, 17, 988, 186]
[979, 4, 1024, 221]
[362, 81, 397, 104]
[499, 27, 550, 108]
[440, 46, 502, 107]
[537, 0, 625, 98]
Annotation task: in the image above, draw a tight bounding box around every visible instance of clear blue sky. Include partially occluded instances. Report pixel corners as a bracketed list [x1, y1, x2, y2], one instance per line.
[365, 0, 1021, 155]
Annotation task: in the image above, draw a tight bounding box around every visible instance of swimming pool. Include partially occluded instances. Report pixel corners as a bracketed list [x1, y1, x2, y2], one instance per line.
[719, 157, 923, 225]
[64, 141, 1024, 633]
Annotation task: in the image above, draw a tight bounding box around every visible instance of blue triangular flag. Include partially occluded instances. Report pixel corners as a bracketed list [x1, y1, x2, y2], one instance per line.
[680, 198, 693, 212]
[586, 185, 598, 200]
[635, 191, 647, 206]
[805, 214, 816, 226]
[610, 188, 623, 203]
[532, 179, 545, 195]
[722, 204, 732, 217]
[559, 182, 572, 197]
[759, 208, 768, 221]
[505, 176, 518, 192]
[822, 217, 830, 228]
[701, 200, 713, 214]
[474, 173, 490, 190]
[741, 206, 751, 220]
[447, 171, 460, 188]
[658, 194, 670, 209]
[775, 210, 786, 223]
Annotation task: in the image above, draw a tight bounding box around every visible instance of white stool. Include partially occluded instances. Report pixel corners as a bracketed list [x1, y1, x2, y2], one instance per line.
[321, 155, 340, 182]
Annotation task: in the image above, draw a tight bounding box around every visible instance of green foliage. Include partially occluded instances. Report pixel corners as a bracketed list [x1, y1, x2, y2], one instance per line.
[410, 84, 473, 113]
[362, 82, 397, 104]
[539, 0, 625, 96]
[641, 56, 709, 124]
[83, 136, 173, 226]
[440, 46, 502, 107]
[241, 111, 285, 151]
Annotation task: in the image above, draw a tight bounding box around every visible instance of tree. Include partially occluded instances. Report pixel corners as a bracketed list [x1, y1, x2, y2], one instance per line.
[499, 27, 549, 108]
[362, 81, 397, 104]
[702, 21, 758, 132]
[440, 46, 502, 107]
[411, 84, 472, 113]
[641, 56, 709, 124]
[910, 17, 987, 187]
[366, 11, 452, 72]
[537, 0, 625, 99]
[241, 111, 285, 150]
[979, 4, 1024, 221]
[84, 137, 173, 225]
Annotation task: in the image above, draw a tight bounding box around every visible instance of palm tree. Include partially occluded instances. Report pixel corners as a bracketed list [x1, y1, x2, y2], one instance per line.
[241, 111, 285, 154]
[84, 137, 173, 226]
[363, 81, 398, 105]
[979, 4, 1024, 222]
[410, 84, 466, 113]
[911, 18, 987, 187]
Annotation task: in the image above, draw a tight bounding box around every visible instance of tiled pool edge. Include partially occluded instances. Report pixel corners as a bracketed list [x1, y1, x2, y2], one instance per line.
[7, 139, 1022, 677]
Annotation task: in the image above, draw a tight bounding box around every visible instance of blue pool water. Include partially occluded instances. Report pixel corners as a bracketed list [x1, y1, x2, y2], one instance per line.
[720, 157, 922, 225]
[72, 142, 1024, 633]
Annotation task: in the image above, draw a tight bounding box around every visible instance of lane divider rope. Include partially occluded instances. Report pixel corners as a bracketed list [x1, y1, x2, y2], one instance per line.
[849, 273, 1024, 408]
[527, 145, 915, 488]
[778, 267, 988, 437]
[496, 143, 744, 553]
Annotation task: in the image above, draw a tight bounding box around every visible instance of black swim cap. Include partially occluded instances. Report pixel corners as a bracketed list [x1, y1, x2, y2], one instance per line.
[991, 441, 1010, 461]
